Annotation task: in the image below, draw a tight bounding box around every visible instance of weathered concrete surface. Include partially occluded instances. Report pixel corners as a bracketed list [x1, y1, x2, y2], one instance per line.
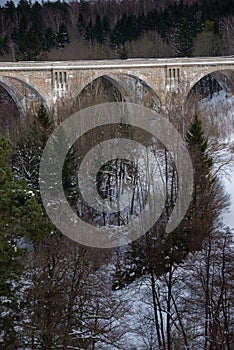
[1, 57, 234, 114]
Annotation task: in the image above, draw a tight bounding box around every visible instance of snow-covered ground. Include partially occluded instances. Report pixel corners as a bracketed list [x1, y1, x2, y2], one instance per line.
[223, 177, 234, 227]
[114, 91, 234, 349]
[199, 90, 234, 228]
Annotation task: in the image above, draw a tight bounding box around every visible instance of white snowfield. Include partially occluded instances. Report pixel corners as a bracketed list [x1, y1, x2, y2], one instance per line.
[200, 90, 234, 228]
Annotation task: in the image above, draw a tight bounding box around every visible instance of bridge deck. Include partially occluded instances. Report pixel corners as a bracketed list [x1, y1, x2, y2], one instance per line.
[1, 56, 234, 71]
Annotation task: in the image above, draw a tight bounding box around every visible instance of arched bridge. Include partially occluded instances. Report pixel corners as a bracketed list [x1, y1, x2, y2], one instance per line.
[1, 56, 234, 117]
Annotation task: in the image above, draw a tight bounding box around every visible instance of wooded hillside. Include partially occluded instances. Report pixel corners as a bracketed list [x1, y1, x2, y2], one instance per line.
[0, 0, 234, 60]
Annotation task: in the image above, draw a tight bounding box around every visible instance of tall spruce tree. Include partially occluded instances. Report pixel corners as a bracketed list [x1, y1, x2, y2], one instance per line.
[0, 133, 51, 347]
[186, 114, 213, 167]
[13, 103, 52, 190]
[56, 23, 70, 48]
[185, 114, 228, 251]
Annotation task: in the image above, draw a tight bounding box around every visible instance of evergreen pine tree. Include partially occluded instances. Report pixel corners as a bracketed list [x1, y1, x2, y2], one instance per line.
[77, 13, 85, 32]
[43, 27, 57, 51]
[184, 114, 227, 252]
[186, 114, 213, 167]
[13, 104, 77, 206]
[93, 15, 104, 44]
[0, 133, 51, 347]
[56, 23, 70, 48]
[37, 103, 51, 131]
[13, 104, 52, 189]
[85, 20, 94, 44]
[4, 0, 16, 19]
[17, 23, 43, 60]
[0, 36, 9, 55]
[174, 19, 195, 57]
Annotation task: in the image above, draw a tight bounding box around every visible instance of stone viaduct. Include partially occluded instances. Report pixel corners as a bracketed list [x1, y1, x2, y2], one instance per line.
[1, 56, 234, 118]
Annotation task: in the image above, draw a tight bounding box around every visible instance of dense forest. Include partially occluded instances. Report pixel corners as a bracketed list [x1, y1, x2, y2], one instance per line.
[0, 0, 234, 60]
[0, 1, 234, 349]
[1, 94, 233, 348]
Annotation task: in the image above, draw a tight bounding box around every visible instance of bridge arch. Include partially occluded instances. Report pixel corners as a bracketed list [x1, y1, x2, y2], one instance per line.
[0, 80, 25, 117]
[94, 74, 136, 103]
[73, 71, 161, 110]
[76, 74, 131, 106]
[0, 75, 49, 117]
[186, 69, 234, 102]
[121, 73, 161, 109]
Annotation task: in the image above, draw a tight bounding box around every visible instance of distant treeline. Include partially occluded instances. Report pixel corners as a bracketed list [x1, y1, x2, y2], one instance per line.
[0, 0, 234, 60]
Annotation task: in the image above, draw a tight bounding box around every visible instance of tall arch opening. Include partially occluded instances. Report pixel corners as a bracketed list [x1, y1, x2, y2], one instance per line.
[78, 75, 126, 108]
[59, 72, 161, 122]
[57, 74, 133, 122]
[0, 76, 49, 140]
[186, 69, 234, 139]
[188, 70, 234, 101]
[0, 84, 22, 141]
[121, 74, 161, 111]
